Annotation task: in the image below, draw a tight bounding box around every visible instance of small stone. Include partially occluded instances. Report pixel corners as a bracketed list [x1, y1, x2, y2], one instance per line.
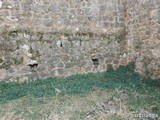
[72, 40, 81, 47]
[113, 60, 119, 64]
[56, 69, 64, 76]
[24, 33, 30, 39]
[21, 45, 30, 51]
[7, 6, 12, 9]
[27, 60, 38, 66]
[123, 53, 127, 58]
[62, 40, 71, 47]
[27, 53, 32, 57]
[101, 104, 119, 114]
[112, 96, 119, 102]
[56, 62, 64, 68]
[56, 40, 61, 47]
[6, 16, 18, 22]
[105, 58, 113, 64]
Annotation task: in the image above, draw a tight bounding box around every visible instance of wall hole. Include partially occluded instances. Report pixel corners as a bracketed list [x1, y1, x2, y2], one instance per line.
[80, 39, 82, 46]
[60, 42, 63, 47]
[27, 60, 38, 69]
[92, 58, 99, 65]
[28, 63, 38, 68]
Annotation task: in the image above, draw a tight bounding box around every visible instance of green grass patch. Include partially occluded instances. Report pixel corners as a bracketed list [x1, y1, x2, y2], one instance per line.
[0, 62, 160, 116]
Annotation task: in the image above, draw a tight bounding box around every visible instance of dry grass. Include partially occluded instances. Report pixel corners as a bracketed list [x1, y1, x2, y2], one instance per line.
[0, 88, 129, 120]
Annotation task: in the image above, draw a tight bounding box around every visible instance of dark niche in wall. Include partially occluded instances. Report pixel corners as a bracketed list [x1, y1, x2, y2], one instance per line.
[27, 60, 38, 69]
[60, 42, 63, 47]
[28, 63, 38, 68]
[92, 58, 99, 66]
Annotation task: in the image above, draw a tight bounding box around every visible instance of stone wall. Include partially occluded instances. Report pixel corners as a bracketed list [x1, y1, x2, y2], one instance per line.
[0, 0, 125, 34]
[0, 33, 127, 82]
[0, 0, 159, 82]
[125, 0, 160, 79]
[0, 0, 127, 82]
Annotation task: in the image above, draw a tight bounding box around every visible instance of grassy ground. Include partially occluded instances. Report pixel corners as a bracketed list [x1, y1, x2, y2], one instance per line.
[0, 63, 160, 120]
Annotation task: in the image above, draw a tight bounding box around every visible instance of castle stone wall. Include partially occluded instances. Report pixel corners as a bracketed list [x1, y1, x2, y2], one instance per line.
[126, 0, 160, 78]
[0, 0, 159, 82]
[0, 0, 127, 82]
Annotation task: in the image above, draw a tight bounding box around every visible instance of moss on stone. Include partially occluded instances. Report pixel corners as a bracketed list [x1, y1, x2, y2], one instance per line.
[76, 31, 95, 37]
[0, 59, 3, 63]
[16, 39, 23, 44]
[2, 59, 12, 70]
[37, 33, 44, 42]
[32, 50, 41, 59]
[0, 65, 4, 69]
[63, 30, 73, 36]
[29, 47, 41, 60]
[12, 57, 23, 65]
[1, 28, 125, 45]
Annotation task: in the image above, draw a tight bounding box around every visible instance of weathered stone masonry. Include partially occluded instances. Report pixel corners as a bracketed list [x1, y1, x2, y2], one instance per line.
[0, 0, 159, 82]
[126, 0, 160, 79]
